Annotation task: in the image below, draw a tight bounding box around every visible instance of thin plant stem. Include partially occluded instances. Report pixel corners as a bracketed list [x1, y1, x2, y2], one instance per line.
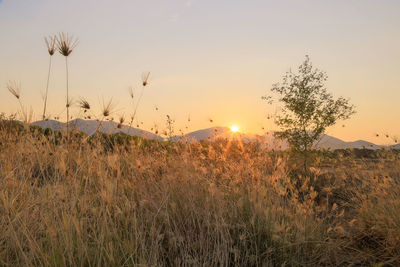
[127, 93, 135, 135]
[94, 117, 106, 136]
[128, 86, 145, 135]
[42, 56, 52, 120]
[132, 86, 144, 123]
[65, 56, 69, 139]
[18, 99, 24, 117]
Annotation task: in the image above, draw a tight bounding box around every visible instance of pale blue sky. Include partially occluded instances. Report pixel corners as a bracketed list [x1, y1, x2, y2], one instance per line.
[1, 0, 399, 143]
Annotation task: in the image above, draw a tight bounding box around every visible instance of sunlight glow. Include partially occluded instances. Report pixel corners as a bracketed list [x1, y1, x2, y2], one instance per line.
[230, 125, 239, 132]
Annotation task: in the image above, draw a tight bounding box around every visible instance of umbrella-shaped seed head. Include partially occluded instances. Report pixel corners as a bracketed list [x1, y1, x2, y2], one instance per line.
[45, 35, 56, 56]
[56, 32, 78, 57]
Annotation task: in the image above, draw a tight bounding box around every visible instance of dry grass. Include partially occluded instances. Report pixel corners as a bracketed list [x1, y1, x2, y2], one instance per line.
[0, 119, 400, 266]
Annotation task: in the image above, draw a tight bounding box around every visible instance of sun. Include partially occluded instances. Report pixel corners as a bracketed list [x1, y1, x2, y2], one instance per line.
[230, 125, 239, 133]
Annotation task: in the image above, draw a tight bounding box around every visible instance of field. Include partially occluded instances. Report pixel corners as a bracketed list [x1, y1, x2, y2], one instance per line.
[1, 119, 399, 266]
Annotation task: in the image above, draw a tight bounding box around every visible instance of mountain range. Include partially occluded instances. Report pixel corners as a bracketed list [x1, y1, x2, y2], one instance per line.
[32, 119, 162, 140]
[30, 119, 397, 150]
[174, 127, 386, 150]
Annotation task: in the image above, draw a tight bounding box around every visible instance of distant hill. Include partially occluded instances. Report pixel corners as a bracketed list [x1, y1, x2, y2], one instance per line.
[317, 135, 382, 150]
[179, 127, 385, 150]
[390, 143, 400, 149]
[179, 127, 232, 142]
[32, 119, 65, 131]
[25, 121, 397, 150]
[32, 119, 162, 140]
[175, 127, 286, 148]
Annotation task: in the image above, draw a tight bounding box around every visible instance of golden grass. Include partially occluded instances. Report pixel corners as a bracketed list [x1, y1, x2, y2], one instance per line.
[0, 120, 400, 266]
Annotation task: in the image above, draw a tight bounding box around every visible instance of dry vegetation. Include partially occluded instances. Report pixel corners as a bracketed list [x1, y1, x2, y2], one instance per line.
[0, 118, 400, 266]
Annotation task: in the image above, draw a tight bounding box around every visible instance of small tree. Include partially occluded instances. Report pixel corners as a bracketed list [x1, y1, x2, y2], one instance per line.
[264, 56, 355, 172]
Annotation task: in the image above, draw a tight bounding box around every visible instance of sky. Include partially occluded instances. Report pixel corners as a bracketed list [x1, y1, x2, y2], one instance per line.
[0, 0, 399, 144]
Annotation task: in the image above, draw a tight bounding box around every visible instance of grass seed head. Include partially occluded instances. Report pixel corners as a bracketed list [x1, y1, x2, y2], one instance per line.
[6, 81, 21, 99]
[129, 87, 134, 99]
[142, 72, 150, 86]
[102, 99, 114, 117]
[117, 116, 125, 128]
[78, 98, 90, 110]
[56, 32, 78, 57]
[45, 35, 56, 56]
[66, 97, 73, 108]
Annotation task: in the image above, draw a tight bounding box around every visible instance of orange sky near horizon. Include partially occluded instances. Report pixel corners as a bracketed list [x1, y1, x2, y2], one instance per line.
[0, 0, 399, 145]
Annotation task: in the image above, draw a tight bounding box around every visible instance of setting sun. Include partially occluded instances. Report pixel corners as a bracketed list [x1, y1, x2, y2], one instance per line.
[230, 125, 239, 132]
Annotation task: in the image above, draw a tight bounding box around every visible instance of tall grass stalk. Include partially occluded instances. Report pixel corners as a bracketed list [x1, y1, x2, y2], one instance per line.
[128, 72, 150, 135]
[65, 57, 69, 133]
[42, 35, 56, 120]
[89, 98, 114, 137]
[56, 32, 78, 139]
